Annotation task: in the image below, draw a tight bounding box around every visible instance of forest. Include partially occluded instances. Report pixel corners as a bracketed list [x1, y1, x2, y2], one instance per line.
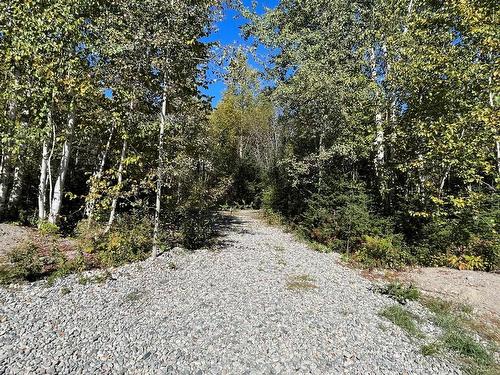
[0, 0, 498, 283]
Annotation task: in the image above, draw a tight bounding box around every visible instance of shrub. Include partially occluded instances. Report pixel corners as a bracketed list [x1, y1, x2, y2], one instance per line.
[95, 215, 153, 267]
[301, 179, 392, 253]
[38, 221, 60, 236]
[352, 234, 414, 269]
[416, 194, 500, 271]
[176, 183, 219, 250]
[0, 242, 44, 283]
[46, 249, 89, 285]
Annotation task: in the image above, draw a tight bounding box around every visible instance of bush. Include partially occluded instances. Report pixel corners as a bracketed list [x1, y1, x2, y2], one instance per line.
[352, 234, 414, 269]
[38, 221, 60, 236]
[177, 184, 219, 249]
[95, 215, 153, 267]
[46, 247, 89, 285]
[0, 242, 44, 283]
[413, 194, 500, 271]
[301, 179, 391, 253]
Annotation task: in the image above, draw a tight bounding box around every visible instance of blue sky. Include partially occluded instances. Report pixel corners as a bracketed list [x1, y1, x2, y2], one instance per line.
[202, 0, 279, 106]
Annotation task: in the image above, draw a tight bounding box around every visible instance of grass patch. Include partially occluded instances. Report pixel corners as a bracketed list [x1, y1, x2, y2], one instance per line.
[286, 274, 317, 291]
[422, 297, 499, 374]
[125, 290, 143, 302]
[378, 281, 420, 304]
[274, 245, 285, 252]
[442, 331, 493, 365]
[379, 305, 422, 338]
[60, 286, 71, 295]
[421, 341, 441, 356]
[276, 257, 287, 266]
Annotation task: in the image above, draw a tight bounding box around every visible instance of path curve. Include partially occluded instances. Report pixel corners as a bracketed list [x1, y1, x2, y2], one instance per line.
[0, 211, 460, 374]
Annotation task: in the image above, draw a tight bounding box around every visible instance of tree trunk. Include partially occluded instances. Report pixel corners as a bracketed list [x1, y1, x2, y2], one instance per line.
[48, 100, 76, 225]
[7, 161, 22, 211]
[105, 138, 128, 233]
[370, 46, 385, 178]
[152, 86, 167, 257]
[85, 125, 114, 220]
[38, 139, 50, 223]
[318, 129, 325, 193]
[0, 152, 10, 215]
[489, 69, 499, 175]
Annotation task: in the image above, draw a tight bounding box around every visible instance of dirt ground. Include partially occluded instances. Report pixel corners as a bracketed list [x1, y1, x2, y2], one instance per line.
[400, 267, 500, 318]
[0, 223, 77, 262]
[0, 223, 37, 259]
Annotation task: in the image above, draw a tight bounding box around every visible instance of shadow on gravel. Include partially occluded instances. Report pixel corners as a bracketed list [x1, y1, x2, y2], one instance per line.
[211, 212, 254, 250]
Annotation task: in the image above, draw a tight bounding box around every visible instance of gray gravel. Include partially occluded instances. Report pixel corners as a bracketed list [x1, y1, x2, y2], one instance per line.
[0, 210, 460, 374]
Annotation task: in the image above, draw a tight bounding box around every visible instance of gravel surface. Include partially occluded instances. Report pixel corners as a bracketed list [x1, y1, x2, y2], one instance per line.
[0, 211, 461, 374]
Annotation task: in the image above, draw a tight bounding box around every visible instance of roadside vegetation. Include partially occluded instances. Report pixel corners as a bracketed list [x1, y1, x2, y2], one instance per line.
[377, 281, 499, 374]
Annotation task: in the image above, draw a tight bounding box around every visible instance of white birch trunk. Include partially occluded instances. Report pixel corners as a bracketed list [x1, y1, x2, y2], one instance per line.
[48, 101, 76, 225]
[370, 47, 385, 177]
[38, 139, 50, 223]
[152, 86, 167, 257]
[0, 84, 17, 215]
[7, 162, 22, 210]
[105, 138, 127, 233]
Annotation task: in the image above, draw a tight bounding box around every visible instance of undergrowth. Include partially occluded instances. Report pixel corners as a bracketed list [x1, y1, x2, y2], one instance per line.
[378, 289, 499, 375]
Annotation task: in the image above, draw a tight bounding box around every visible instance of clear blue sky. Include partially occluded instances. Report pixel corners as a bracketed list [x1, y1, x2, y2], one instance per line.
[202, 0, 279, 107]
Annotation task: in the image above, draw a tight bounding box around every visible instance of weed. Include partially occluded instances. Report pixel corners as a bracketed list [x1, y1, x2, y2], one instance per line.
[168, 262, 177, 270]
[378, 282, 420, 304]
[77, 271, 111, 285]
[377, 323, 388, 332]
[276, 257, 287, 266]
[379, 305, 422, 338]
[93, 271, 112, 284]
[60, 286, 71, 295]
[442, 331, 493, 365]
[274, 245, 285, 252]
[286, 274, 317, 291]
[125, 290, 143, 302]
[421, 342, 441, 356]
[46, 252, 88, 286]
[421, 297, 499, 374]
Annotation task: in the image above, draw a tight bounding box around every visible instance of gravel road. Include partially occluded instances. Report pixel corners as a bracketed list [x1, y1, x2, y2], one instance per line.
[0, 211, 460, 374]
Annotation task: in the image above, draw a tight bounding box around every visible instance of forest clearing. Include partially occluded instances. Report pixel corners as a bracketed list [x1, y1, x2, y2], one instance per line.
[0, 0, 499, 374]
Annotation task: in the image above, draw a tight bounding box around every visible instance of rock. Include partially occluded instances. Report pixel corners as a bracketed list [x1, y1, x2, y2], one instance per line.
[0, 211, 460, 374]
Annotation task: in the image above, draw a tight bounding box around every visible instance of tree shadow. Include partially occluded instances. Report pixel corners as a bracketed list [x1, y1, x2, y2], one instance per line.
[211, 211, 255, 250]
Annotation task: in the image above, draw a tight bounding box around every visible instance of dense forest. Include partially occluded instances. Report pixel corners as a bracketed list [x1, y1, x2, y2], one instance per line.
[0, 0, 498, 281]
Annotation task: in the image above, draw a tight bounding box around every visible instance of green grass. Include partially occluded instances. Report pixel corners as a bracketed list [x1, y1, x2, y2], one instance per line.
[421, 341, 441, 356]
[125, 290, 143, 302]
[60, 286, 71, 295]
[378, 281, 420, 304]
[442, 331, 493, 365]
[286, 274, 318, 291]
[379, 305, 422, 337]
[422, 297, 498, 374]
